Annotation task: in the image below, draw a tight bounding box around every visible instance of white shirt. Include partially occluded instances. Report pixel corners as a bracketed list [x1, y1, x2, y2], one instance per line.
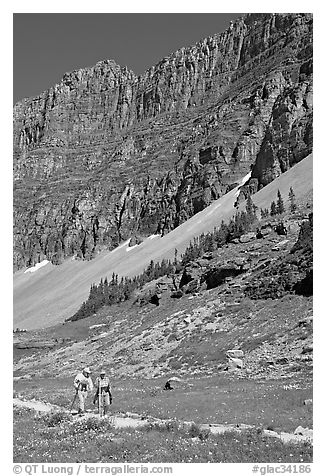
[74, 372, 94, 391]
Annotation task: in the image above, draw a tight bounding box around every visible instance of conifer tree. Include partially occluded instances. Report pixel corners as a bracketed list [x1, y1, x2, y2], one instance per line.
[276, 189, 285, 214]
[204, 232, 214, 252]
[288, 187, 297, 213]
[174, 248, 178, 265]
[145, 260, 155, 280]
[270, 201, 277, 216]
[245, 195, 256, 220]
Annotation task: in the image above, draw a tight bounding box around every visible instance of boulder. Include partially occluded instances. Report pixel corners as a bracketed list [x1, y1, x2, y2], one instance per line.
[182, 279, 202, 294]
[239, 232, 257, 243]
[204, 262, 245, 289]
[298, 317, 313, 328]
[301, 345, 313, 354]
[275, 357, 289, 365]
[304, 399, 313, 406]
[256, 228, 264, 239]
[179, 263, 204, 290]
[149, 294, 161, 306]
[226, 349, 244, 359]
[201, 252, 214, 261]
[134, 286, 160, 307]
[275, 222, 288, 236]
[286, 221, 301, 234]
[227, 357, 244, 370]
[261, 227, 273, 237]
[294, 426, 313, 438]
[164, 381, 173, 390]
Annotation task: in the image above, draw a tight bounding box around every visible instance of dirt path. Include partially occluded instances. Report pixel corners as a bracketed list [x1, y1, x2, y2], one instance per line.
[13, 397, 313, 444]
[13, 397, 59, 413]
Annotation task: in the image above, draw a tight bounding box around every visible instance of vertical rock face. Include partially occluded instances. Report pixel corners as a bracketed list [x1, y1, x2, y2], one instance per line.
[13, 13, 313, 270]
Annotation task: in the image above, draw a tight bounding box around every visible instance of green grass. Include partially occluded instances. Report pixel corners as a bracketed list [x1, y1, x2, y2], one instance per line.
[14, 373, 312, 434]
[13, 407, 312, 463]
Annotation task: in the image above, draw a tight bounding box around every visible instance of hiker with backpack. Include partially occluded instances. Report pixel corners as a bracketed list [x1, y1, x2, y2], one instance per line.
[73, 367, 94, 415]
[93, 369, 112, 416]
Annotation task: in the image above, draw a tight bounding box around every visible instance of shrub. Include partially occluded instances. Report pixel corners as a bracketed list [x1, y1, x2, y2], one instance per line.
[141, 420, 179, 433]
[42, 411, 73, 427]
[83, 417, 106, 431]
[188, 423, 210, 441]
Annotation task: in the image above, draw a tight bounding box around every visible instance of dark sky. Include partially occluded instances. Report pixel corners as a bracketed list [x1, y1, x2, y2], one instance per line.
[13, 13, 241, 103]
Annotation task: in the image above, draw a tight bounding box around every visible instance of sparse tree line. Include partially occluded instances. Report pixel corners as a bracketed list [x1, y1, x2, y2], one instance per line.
[180, 195, 258, 265]
[260, 187, 296, 219]
[68, 187, 297, 322]
[68, 260, 177, 322]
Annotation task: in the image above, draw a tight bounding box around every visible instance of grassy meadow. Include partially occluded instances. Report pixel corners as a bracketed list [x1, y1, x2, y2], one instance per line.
[13, 407, 312, 463]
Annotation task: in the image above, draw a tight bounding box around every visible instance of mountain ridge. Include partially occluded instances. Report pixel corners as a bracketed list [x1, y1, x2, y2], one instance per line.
[13, 13, 313, 270]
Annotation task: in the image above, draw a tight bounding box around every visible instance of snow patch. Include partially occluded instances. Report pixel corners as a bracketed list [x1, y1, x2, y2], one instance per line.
[126, 234, 160, 252]
[195, 171, 250, 219]
[110, 239, 131, 254]
[126, 244, 139, 252]
[239, 171, 252, 186]
[24, 260, 49, 274]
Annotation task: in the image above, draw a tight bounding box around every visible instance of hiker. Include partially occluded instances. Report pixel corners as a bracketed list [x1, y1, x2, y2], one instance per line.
[93, 369, 112, 415]
[73, 367, 94, 414]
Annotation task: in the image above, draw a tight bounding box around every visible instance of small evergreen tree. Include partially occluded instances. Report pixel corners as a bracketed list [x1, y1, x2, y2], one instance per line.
[204, 232, 214, 252]
[174, 248, 178, 265]
[276, 190, 285, 215]
[270, 201, 277, 216]
[288, 187, 297, 213]
[145, 260, 155, 280]
[245, 195, 256, 220]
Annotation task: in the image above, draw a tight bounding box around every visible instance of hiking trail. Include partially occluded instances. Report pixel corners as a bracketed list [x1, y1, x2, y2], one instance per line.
[13, 397, 313, 444]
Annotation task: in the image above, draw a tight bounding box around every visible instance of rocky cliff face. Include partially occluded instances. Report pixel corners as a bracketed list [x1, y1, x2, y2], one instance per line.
[13, 13, 313, 270]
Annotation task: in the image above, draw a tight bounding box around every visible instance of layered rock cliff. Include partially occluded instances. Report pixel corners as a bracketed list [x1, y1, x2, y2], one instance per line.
[13, 13, 313, 269]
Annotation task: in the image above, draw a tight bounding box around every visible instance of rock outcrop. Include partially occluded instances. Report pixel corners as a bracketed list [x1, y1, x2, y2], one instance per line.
[179, 253, 249, 293]
[245, 214, 313, 299]
[13, 13, 313, 269]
